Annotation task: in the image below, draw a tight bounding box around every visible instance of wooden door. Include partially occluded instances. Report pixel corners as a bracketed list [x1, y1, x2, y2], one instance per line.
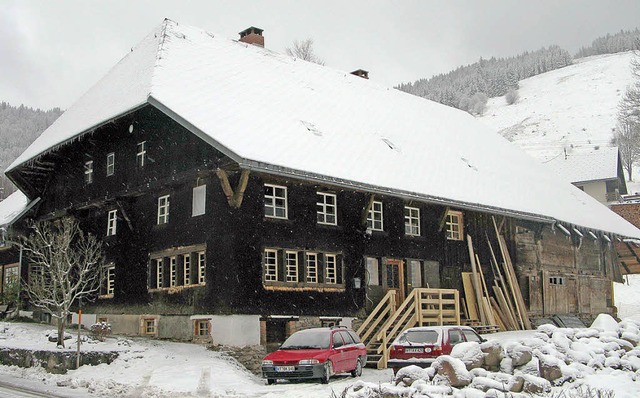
[383, 259, 405, 302]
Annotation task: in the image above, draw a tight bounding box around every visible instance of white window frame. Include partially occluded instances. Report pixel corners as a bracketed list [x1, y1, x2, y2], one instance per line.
[157, 195, 170, 225]
[184, 254, 191, 285]
[264, 184, 288, 219]
[317, 192, 337, 225]
[106, 209, 117, 236]
[264, 249, 278, 282]
[198, 251, 206, 284]
[285, 251, 298, 283]
[103, 264, 115, 296]
[404, 206, 420, 236]
[137, 141, 146, 167]
[170, 256, 177, 287]
[325, 254, 337, 284]
[192, 185, 206, 217]
[367, 201, 384, 231]
[306, 253, 318, 283]
[106, 152, 115, 176]
[4, 265, 19, 287]
[84, 160, 93, 184]
[156, 258, 164, 288]
[446, 210, 464, 241]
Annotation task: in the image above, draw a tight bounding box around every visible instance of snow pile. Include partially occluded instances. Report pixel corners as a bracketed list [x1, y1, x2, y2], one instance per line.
[342, 315, 640, 397]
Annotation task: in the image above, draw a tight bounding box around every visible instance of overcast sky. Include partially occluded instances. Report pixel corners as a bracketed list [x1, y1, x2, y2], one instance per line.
[1, 0, 639, 111]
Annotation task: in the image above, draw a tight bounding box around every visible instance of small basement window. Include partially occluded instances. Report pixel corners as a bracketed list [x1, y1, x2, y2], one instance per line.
[549, 276, 565, 286]
[194, 319, 211, 336]
[144, 319, 157, 335]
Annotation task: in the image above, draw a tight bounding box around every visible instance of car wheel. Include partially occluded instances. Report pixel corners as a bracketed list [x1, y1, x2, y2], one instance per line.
[351, 357, 363, 377]
[320, 361, 332, 384]
[266, 378, 275, 385]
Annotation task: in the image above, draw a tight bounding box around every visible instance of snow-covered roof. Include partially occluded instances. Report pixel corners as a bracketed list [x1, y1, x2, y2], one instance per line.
[6, 19, 640, 239]
[543, 146, 621, 184]
[0, 191, 29, 227]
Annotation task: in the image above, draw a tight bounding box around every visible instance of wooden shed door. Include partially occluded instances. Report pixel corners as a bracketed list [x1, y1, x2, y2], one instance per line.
[383, 259, 405, 302]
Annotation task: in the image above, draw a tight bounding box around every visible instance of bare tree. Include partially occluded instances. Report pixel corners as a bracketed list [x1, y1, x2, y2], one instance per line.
[615, 44, 640, 181]
[21, 218, 105, 347]
[285, 38, 324, 65]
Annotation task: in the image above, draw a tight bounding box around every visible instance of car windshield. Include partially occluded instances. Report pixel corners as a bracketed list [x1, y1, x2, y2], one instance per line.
[397, 330, 439, 345]
[280, 330, 330, 349]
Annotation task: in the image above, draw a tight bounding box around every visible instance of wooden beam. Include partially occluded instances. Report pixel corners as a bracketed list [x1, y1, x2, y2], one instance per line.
[361, 194, 375, 228]
[215, 168, 250, 208]
[438, 206, 451, 232]
[467, 235, 487, 325]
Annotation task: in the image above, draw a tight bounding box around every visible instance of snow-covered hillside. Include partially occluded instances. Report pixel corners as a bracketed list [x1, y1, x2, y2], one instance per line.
[479, 52, 636, 160]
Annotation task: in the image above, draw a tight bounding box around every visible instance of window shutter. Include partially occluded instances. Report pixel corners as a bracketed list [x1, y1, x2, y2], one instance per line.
[298, 251, 305, 283]
[336, 255, 343, 284]
[148, 261, 157, 289]
[192, 185, 206, 216]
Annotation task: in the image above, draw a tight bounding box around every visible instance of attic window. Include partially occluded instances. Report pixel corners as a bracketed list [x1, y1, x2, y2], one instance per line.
[301, 121, 322, 136]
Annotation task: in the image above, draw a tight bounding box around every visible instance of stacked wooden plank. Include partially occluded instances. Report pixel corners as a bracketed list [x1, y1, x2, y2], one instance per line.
[461, 217, 532, 331]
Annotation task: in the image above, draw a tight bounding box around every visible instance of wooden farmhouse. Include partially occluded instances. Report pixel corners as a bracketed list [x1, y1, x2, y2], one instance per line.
[4, 20, 640, 365]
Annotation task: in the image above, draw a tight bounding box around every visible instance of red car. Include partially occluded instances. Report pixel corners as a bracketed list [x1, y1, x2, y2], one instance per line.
[261, 326, 367, 384]
[388, 325, 486, 374]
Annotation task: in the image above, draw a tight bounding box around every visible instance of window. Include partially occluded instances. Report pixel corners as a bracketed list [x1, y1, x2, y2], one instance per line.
[306, 253, 318, 283]
[325, 254, 337, 284]
[194, 319, 210, 336]
[156, 258, 164, 288]
[198, 251, 206, 284]
[404, 206, 420, 236]
[106, 152, 115, 176]
[101, 264, 115, 296]
[3, 265, 18, 287]
[144, 319, 156, 335]
[157, 195, 170, 225]
[367, 201, 383, 231]
[449, 329, 463, 345]
[263, 248, 343, 288]
[106, 210, 117, 236]
[170, 256, 177, 287]
[264, 184, 287, 219]
[84, 160, 93, 184]
[549, 276, 565, 285]
[445, 210, 463, 241]
[137, 141, 147, 167]
[149, 246, 206, 290]
[317, 192, 337, 225]
[285, 251, 298, 282]
[264, 249, 278, 281]
[184, 254, 191, 285]
[192, 185, 206, 217]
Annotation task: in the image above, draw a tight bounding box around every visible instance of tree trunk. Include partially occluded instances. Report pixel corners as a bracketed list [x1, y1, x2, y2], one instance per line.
[57, 316, 66, 348]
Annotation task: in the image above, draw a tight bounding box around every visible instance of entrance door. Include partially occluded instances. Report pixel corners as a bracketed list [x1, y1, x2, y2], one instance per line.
[383, 259, 405, 302]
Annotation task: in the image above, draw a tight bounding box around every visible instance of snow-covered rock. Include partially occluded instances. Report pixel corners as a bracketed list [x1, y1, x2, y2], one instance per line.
[433, 355, 473, 387]
[591, 314, 619, 333]
[451, 342, 485, 370]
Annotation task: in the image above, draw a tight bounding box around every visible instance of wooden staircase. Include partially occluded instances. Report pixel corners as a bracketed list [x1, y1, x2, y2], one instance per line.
[357, 288, 460, 369]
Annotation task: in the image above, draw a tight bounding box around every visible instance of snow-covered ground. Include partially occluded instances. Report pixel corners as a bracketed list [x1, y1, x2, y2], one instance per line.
[0, 278, 636, 397]
[478, 52, 636, 160]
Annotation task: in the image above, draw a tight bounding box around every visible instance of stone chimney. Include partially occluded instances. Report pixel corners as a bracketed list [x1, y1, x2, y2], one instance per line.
[351, 69, 369, 79]
[239, 26, 264, 47]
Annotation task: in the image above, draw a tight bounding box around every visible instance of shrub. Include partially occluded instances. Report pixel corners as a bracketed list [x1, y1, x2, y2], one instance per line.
[506, 89, 520, 105]
[90, 322, 111, 342]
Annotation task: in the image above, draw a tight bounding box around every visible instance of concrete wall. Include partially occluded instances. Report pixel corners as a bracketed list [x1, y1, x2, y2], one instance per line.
[159, 316, 193, 340]
[211, 315, 260, 346]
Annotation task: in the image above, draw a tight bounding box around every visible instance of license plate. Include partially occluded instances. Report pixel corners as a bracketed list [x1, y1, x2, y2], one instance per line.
[275, 366, 295, 372]
[405, 348, 423, 354]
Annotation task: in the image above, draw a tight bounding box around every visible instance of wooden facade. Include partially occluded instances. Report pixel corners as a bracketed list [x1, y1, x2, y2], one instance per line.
[6, 104, 621, 341]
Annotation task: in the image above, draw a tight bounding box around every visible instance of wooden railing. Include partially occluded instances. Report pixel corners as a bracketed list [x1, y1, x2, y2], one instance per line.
[369, 288, 460, 368]
[356, 290, 397, 346]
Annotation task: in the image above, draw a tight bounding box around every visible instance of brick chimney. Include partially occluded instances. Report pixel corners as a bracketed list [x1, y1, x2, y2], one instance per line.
[239, 26, 264, 47]
[351, 69, 369, 79]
